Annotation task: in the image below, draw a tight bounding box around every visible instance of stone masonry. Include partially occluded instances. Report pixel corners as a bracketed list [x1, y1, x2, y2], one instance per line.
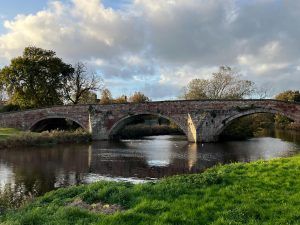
[0, 100, 299, 143]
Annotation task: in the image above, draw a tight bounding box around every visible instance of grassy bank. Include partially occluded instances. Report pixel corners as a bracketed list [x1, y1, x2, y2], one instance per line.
[0, 128, 23, 140]
[1, 155, 300, 224]
[0, 129, 91, 149]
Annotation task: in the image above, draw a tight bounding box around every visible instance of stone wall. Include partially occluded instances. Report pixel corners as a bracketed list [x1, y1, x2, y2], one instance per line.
[0, 100, 299, 142]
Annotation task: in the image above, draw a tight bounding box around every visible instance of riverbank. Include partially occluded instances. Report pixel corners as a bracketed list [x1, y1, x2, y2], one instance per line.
[0, 128, 91, 149]
[1, 155, 299, 224]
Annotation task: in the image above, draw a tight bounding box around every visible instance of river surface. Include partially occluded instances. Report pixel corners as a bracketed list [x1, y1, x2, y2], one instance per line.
[0, 130, 300, 196]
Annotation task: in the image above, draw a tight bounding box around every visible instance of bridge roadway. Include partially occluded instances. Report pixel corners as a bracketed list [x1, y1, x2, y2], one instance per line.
[0, 99, 299, 142]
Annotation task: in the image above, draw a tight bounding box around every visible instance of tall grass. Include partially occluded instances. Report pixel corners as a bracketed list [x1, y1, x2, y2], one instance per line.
[0, 129, 91, 149]
[0, 185, 35, 215]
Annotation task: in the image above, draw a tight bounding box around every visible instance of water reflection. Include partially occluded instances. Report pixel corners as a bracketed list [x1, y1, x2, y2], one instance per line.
[0, 130, 299, 196]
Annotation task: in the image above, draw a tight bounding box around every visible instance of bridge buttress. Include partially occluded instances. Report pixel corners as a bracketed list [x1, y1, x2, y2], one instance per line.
[187, 114, 198, 142]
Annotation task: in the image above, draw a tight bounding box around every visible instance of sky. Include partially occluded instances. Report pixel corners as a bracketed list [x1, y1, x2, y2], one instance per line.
[0, 0, 299, 100]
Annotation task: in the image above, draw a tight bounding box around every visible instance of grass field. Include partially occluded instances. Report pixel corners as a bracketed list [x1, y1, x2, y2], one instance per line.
[1, 155, 300, 225]
[0, 128, 22, 140]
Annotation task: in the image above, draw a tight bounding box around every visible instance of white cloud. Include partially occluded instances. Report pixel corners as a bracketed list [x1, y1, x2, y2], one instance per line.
[0, 0, 299, 98]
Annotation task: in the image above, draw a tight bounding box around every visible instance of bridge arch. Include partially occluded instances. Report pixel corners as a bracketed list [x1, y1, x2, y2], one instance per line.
[29, 116, 87, 132]
[108, 113, 187, 139]
[215, 108, 295, 137]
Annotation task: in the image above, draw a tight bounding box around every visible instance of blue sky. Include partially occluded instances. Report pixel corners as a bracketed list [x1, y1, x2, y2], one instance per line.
[0, 0, 299, 99]
[0, 0, 128, 32]
[0, 0, 127, 16]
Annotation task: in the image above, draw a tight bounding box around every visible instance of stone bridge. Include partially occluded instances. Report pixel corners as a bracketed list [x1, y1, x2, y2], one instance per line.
[0, 100, 299, 143]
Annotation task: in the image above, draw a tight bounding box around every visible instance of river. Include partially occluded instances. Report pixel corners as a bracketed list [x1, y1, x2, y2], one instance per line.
[0, 129, 300, 196]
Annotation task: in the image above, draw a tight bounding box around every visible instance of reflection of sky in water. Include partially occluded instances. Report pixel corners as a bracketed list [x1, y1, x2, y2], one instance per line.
[123, 137, 177, 167]
[0, 163, 14, 189]
[147, 160, 170, 167]
[0, 131, 299, 194]
[82, 174, 154, 184]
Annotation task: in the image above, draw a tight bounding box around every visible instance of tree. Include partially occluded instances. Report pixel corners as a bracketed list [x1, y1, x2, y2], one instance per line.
[183, 79, 208, 100]
[129, 92, 150, 103]
[274, 90, 300, 128]
[99, 88, 113, 105]
[114, 95, 128, 104]
[275, 90, 300, 102]
[0, 47, 74, 109]
[77, 91, 98, 104]
[183, 66, 255, 100]
[64, 62, 102, 104]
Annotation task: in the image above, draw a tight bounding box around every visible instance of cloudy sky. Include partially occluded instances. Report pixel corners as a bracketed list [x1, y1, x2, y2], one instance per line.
[0, 0, 299, 99]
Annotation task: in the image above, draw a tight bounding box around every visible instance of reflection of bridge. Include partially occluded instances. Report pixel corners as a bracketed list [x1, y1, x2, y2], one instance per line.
[0, 100, 299, 142]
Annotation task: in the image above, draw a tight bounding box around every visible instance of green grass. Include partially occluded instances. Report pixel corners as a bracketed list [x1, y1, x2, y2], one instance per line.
[1, 155, 300, 225]
[0, 128, 22, 140]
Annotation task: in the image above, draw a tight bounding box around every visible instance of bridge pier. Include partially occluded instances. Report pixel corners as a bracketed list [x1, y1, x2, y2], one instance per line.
[88, 111, 110, 141]
[186, 112, 223, 143]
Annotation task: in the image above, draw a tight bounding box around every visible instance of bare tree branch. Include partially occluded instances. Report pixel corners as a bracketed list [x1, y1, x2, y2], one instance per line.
[64, 62, 103, 104]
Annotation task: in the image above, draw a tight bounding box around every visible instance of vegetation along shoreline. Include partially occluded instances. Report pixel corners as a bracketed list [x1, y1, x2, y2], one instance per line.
[1, 155, 300, 224]
[0, 128, 91, 149]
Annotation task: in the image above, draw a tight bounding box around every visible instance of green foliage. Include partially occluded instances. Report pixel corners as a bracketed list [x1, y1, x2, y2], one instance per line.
[0, 127, 22, 140]
[183, 66, 255, 100]
[0, 47, 74, 109]
[2, 155, 300, 224]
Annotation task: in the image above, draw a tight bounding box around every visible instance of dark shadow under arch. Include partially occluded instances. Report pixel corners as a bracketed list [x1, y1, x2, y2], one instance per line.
[108, 113, 187, 140]
[30, 117, 84, 132]
[216, 108, 295, 137]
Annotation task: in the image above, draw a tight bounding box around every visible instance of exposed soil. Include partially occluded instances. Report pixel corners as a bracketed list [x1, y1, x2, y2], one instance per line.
[68, 198, 123, 214]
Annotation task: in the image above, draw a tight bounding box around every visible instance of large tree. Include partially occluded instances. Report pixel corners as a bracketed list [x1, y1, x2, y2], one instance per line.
[183, 66, 255, 100]
[129, 92, 150, 103]
[99, 88, 113, 105]
[64, 62, 102, 104]
[0, 47, 74, 108]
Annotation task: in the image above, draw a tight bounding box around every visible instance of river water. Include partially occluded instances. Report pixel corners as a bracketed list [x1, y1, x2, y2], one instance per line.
[0, 130, 300, 196]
